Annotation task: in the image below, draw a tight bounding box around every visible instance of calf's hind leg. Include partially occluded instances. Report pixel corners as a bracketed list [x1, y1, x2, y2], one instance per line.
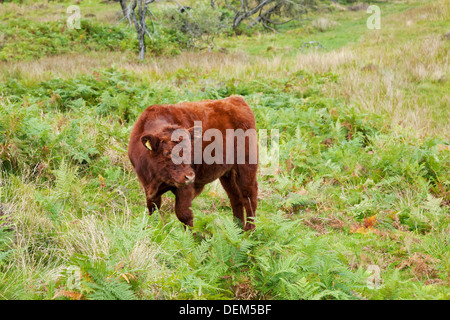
[219, 172, 245, 226]
[236, 165, 258, 231]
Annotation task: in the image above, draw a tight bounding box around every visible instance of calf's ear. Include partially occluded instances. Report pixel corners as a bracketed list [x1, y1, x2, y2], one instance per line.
[141, 133, 159, 151]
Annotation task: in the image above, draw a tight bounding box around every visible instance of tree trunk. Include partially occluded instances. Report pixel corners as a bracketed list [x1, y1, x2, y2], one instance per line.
[119, 0, 132, 25]
[129, 0, 146, 60]
[137, 0, 146, 60]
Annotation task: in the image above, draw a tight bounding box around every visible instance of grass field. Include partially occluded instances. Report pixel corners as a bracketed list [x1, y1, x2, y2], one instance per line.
[0, 0, 449, 300]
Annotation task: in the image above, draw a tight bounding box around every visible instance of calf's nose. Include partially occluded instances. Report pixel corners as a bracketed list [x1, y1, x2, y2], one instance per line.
[185, 174, 195, 184]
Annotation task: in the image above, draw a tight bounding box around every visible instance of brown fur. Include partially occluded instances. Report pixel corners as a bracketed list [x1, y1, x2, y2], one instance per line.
[128, 96, 258, 231]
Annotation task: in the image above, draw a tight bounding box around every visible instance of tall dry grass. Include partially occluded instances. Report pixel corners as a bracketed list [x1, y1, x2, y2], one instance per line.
[326, 0, 450, 137]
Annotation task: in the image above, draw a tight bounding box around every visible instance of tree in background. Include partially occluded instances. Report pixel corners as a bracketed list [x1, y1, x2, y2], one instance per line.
[116, 0, 320, 59]
[215, 0, 318, 30]
[164, 3, 228, 49]
[118, 0, 153, 60]
[117, 0, 228, 58]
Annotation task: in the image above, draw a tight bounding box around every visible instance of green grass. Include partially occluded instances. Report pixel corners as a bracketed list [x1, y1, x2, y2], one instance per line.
[0, 18, 136, 61]
[0, 0, 449, 300]
[218, 0, 433, 55]
[1, 67, 449, 300]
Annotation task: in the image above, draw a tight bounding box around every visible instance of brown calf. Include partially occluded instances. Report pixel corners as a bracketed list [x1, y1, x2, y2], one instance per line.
[128, 96, 258, 230]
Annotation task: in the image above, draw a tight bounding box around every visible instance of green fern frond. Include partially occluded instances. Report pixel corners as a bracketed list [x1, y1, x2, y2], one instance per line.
[86, 277, 136, 300]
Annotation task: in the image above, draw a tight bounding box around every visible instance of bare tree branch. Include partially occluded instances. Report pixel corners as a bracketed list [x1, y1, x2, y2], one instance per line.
[226, 0, 309, 30]
[119, 0, 132, 25]
[233, 0, 272, 28]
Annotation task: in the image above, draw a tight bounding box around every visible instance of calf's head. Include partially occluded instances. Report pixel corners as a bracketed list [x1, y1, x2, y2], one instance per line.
[140, 125, 195, 198]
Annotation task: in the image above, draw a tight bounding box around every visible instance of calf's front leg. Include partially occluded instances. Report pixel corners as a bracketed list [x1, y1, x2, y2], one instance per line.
[174, 185, 195, 228]
[147, 196, 161, 215]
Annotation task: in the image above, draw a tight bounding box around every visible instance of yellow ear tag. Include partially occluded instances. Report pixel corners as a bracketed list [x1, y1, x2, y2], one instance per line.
[145, 140, 152, 151]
